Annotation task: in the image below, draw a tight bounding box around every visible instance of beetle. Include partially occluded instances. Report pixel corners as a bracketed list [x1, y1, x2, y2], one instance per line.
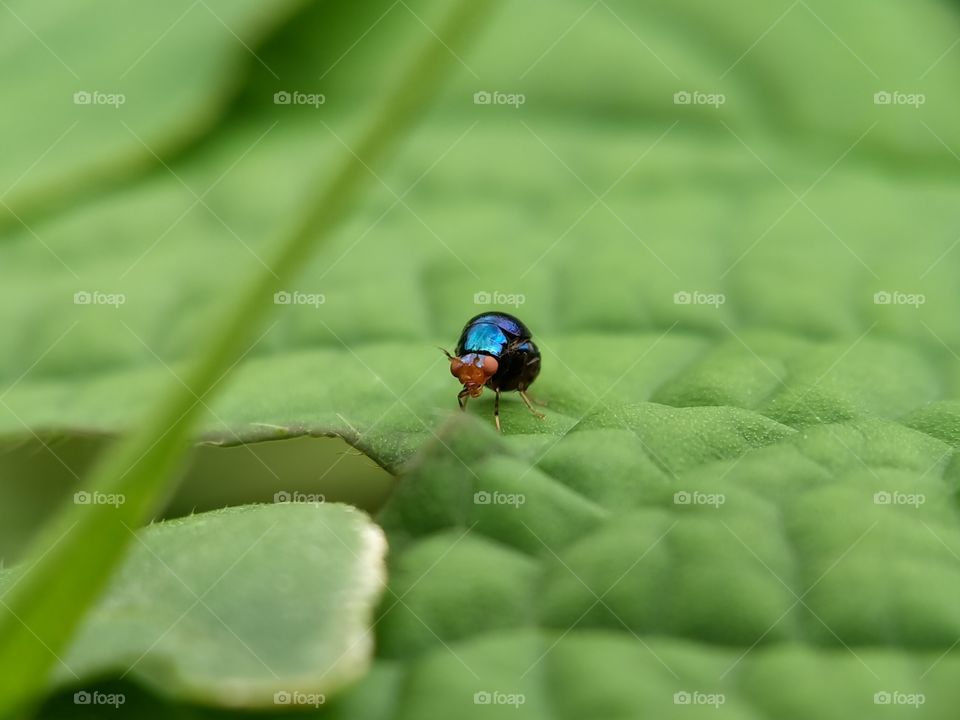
[443, 311, 544, 431]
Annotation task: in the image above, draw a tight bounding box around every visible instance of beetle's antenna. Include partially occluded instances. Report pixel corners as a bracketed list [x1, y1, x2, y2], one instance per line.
[438, 347, 454, 360]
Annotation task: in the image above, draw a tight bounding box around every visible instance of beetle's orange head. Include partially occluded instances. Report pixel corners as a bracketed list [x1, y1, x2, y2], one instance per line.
[446, 351, 498, 397]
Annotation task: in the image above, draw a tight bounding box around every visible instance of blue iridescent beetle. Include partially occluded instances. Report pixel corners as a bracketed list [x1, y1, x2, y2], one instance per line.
[443, 312, 544, 431]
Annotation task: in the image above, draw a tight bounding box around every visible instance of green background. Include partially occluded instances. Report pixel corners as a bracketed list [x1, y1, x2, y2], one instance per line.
[2, 0, 960, 717]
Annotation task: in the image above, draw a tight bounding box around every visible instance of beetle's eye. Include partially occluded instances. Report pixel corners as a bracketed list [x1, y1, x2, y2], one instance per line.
[480, 355, 499, 376]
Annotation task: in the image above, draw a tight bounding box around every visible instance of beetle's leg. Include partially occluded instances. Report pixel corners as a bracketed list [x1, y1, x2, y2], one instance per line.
[457, 388, 470, 410]
[519, 390, 545, 419]
[493, 389, 502, 432]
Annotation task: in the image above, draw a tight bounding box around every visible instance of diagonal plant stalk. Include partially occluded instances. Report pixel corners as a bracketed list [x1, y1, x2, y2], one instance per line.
[0, 0, 496, 714]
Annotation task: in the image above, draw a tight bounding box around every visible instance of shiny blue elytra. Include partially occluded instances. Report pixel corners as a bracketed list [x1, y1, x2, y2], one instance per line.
[444, 312, 543, 431]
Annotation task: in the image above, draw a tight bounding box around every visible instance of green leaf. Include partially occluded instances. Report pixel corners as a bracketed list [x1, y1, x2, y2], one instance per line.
[3, 0, 960, 717]
[0, 0, 304, 226]
[356, 412, 960, 717]
[0, 503, 387, 708]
